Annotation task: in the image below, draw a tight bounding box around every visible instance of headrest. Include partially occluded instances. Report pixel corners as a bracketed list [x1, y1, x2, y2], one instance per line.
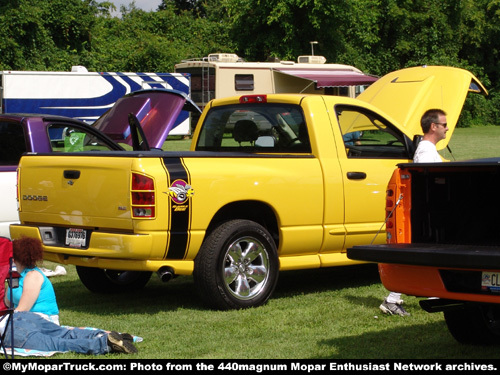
[233, 120, 259, 143]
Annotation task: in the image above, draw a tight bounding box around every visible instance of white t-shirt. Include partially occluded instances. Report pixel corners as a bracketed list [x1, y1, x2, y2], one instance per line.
[413, 140, 442, 163]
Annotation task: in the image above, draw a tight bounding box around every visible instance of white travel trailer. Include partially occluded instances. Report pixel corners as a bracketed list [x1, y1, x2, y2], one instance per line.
[174, 53, 378, 109]
[0, 67, 192, 135]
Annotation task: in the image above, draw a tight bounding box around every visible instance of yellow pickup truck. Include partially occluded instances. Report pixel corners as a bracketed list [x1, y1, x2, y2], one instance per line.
[10, 66, 486, 310]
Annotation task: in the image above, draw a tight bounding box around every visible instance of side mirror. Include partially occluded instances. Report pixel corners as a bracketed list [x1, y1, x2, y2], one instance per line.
[413, 135, 422, 148]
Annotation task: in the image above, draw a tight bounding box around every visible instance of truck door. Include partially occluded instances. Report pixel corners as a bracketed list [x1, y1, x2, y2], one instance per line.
[328, 103, 413, 253]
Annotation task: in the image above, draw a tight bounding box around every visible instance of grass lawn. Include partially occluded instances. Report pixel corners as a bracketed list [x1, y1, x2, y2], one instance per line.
[48, 264, 499, 359]
[34, 126, 500, 359]
[443, 125, 500, 160]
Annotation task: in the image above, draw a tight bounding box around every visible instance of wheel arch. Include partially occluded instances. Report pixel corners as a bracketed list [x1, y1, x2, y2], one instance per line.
[205, 200, 280, 249]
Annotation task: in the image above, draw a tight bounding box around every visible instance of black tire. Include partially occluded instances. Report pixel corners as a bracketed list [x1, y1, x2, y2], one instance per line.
[444, 304, 500, 345]
[193, 219, 279, 310]
[76, 266, 152, 293]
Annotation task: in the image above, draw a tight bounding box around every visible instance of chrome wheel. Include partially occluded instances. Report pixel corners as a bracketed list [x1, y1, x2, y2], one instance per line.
[223, 236, 270, 300]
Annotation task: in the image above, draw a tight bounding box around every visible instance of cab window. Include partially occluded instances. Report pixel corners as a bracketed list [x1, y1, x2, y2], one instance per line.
[48, 124, 117, 152]
[335, 105, 411, 159]
[196, 103, 311, 153]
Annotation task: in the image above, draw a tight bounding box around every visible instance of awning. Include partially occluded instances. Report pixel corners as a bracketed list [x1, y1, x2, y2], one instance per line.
[274, 68, 378, 88]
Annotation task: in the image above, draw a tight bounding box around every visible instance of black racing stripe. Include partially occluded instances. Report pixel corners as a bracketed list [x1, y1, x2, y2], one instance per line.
[162, 157, 192, 260]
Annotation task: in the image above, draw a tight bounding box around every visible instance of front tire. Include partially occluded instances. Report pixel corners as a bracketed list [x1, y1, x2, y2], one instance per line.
[444, 304, 500, 345]
[76, 266, 152, 293]
[194, 219, 279, 310]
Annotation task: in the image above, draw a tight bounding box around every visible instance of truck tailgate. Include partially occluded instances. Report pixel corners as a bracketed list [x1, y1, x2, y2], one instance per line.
[18, 154, 136, 230]
[348, 243, 500, 270]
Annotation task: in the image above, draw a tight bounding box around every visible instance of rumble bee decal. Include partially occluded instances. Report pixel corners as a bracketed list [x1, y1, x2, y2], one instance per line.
[167, 179, 194, 204]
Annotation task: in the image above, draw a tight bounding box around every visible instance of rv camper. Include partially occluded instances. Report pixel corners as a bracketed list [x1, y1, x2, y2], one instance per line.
[174, 53, 378, 109]
[0, 68, 192, 135]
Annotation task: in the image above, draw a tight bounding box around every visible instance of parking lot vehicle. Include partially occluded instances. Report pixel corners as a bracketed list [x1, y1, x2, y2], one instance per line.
[0, 69, 192, 134]
[10, 66, 487, 310]
[348, 159, 500, 344]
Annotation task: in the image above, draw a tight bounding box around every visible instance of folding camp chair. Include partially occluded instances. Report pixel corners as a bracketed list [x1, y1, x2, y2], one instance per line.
[0, 237, 18, 359]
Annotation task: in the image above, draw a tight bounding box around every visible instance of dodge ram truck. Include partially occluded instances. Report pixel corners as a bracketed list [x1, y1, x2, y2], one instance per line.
[348, 160, 500, 344]
[10, 66, 487, 310]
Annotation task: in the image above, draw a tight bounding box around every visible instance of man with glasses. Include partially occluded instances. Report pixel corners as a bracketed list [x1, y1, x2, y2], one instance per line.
[413, 108, 448, 163]
[379, 108, 447, 316]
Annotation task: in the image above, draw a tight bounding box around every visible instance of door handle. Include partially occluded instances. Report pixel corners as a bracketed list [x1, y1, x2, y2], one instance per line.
[63, 170, 81, 179]
[347, 172, 366, 180]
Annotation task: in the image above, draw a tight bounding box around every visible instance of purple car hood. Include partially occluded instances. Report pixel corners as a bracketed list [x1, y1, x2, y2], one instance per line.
[93, 89, 200, 149]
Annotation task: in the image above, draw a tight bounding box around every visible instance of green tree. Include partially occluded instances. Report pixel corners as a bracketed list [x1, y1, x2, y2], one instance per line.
[90, 2, 234, 71]
[0, 0, 106, 70]
[160, 0, 207, 16]
[220, 0, 465, 73]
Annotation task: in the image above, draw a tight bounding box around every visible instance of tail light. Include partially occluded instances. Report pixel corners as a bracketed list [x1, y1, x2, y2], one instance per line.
[385, 188, 395, 231]
[131, 173, 155, 218]
[385, 169, 411, 244]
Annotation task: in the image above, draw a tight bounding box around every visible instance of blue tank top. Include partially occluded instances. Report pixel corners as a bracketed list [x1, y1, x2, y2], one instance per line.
[10, 267, 59, 316]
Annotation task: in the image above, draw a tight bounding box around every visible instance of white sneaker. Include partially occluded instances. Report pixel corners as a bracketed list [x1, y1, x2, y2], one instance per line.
[379, 299, 410, 316]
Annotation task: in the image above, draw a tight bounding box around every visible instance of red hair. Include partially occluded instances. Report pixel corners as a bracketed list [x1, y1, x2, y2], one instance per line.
[12, 236, 44, 268]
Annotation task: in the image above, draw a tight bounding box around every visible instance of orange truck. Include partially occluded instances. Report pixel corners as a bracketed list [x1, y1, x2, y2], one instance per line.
[348, 160, 500, 345]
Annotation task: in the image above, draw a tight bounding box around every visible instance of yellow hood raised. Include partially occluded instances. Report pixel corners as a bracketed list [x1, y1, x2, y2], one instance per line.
[358, 65, 488, 149]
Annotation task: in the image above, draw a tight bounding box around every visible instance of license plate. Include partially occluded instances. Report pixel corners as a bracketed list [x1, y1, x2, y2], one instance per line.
[481, 271, 500, 292]
[65, 228, 87, 248]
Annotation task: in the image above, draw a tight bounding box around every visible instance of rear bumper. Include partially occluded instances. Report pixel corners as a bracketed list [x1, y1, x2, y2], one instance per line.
[347, 244, 500, 304]
[44, 251, 193, 275]
[9, 224, 194, 275]
[376, 263, 500, 304]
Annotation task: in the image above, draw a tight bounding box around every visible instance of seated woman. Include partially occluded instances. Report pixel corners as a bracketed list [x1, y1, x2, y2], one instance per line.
[4, 311, 138, 354]
[5, 236, 59, 324]
[2, 237, 138, 355]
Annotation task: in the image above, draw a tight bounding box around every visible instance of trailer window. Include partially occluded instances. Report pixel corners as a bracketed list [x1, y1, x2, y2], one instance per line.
[196, 103, 311, 153]
[235, 74, 254, 91]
